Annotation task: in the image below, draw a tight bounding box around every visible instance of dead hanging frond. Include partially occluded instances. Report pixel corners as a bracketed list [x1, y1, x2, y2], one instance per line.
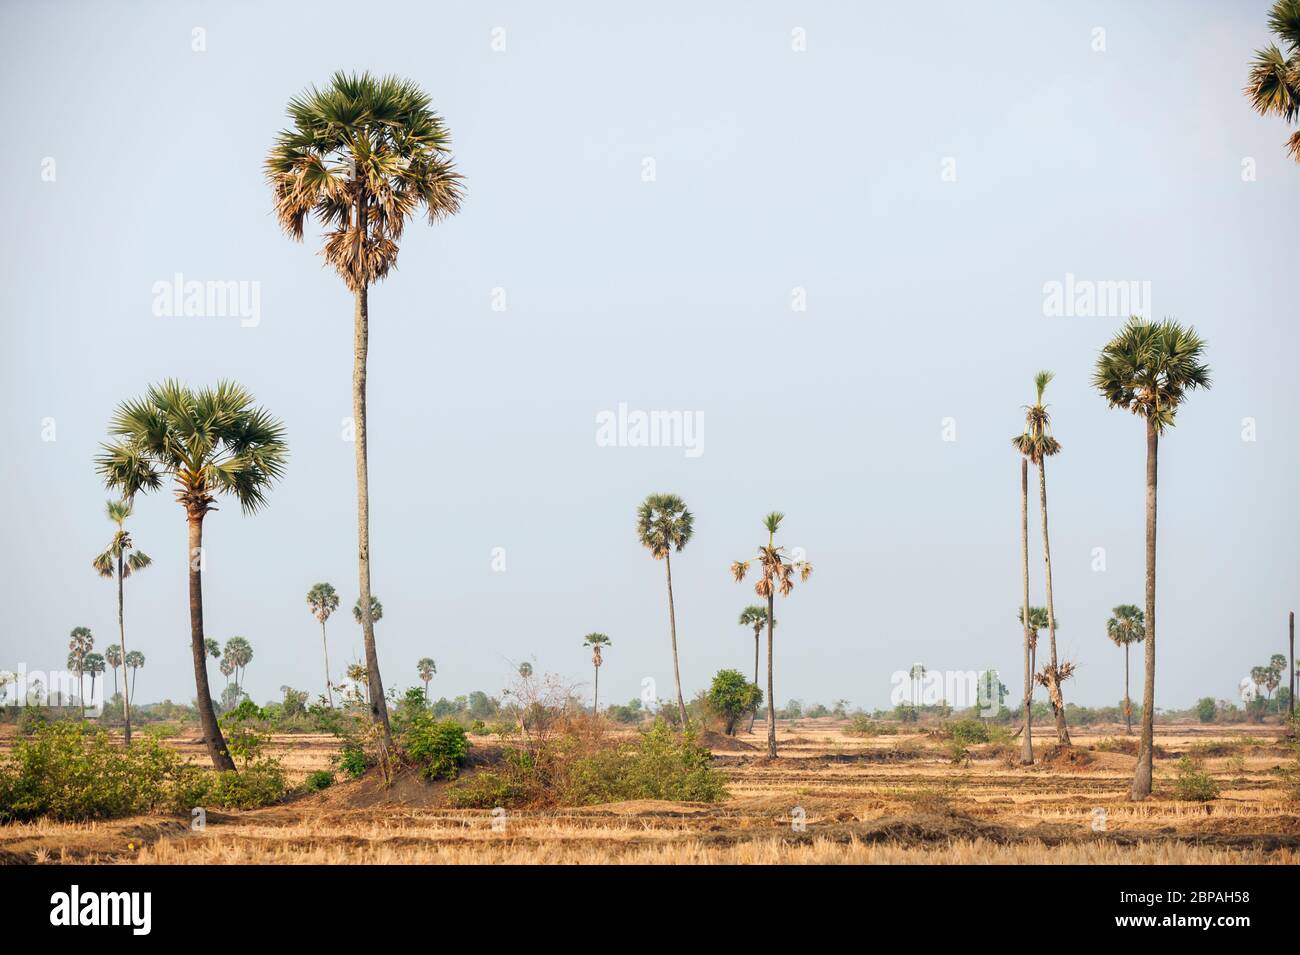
[1034, 661, 1077, 688]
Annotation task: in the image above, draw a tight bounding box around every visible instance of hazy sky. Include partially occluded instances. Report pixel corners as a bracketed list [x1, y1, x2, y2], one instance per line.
[2, 0, 1296, 715]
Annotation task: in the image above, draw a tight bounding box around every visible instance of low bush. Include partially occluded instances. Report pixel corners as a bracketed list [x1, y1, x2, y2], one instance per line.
[404, 718, 470, 780]
[940, 718, 991, 745]
[1173, 757, 1219, 802]
[303, 770, 335, 792]
[168, 759, 287, 811]
[843, 715, 896, 737]
[335, 741, 370, 779]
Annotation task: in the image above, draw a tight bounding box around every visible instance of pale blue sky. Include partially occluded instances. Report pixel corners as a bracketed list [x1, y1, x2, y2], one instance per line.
[1, 0, 1296, 713]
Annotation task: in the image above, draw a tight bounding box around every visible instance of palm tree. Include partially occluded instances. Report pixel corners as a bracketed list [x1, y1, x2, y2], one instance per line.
[346, 663, 369, 705]
[738, 605, 771, 733]
[1013, 430, 1035, 765]
[517, 662, 533, 679]
[417, 657, 437, 701]
[1094, 317, 1211, 799]
[67, 626, 93, 713]
[92, 498, 151, 746]
[205, 638, 222, 669]
[353, 595, 383, 626]
[583, 633, 611, 712]
[84, 653, 105, 711]
[219, 657, 235, 691]
[1016, 606, 1051, 693]
[96, 380, 287, 771]
[307, 583, 340, 706]
[267, 72, 464, 749]
[1106, 604, 1146, 735]
[731, 512, 813, 758]
[224, 637, 253, 694]
[1013, 371, 1071, 747]
[124, 650, 144, 699]
[637, 494, 694, 725]
[105, 644, 122, 704]
[1246, 0, 1300, 162]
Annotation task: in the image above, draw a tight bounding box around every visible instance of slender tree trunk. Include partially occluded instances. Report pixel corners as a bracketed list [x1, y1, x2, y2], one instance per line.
[1289, 611, 1295, 726]
[766, 592, 777, 758]
[1131, 421, 1158, 800]
[131, 668, 137, 698]
[320, 619, 334, 708]
[117, 552, 132, 746]
[746, 629, 759, 733]
[593, 664, 599, 713]
[1038, 460, 1070, 746]
[664, 552, 687, 726]
[1019, 459, 1034, 765]
[188, 515, 235, 771]
[1124, 643, 1132, 735]
[353, 282, 392, 745]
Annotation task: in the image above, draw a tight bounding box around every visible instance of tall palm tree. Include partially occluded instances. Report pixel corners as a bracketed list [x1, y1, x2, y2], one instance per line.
[738, 605, 771, 733]
[105, 644, 122, 705]
[96, 380, 287, 771]
[1094, 317, 1211, 799]
[583, 633, 611, 712]
[67, 626, 93, 714]
[353, 596, 383, 627]
[1106, 604, 1145, 735]
[307, 583, 340, 706]
[1013, 430, 1035, 765]
[1013, 371, 1070, 747]
[219, 657, 235, 691]
[417, 657, 437, 701]
[84, 653, 105, 711]
[1246, 0, 1300, 162]
[124, 650, 144, 699]
[731, 512, 813, 758]
[224, 637, 253, 694]
[637, 493, 694, 725]
[1016, 606, 1051, 693]
[92, 498, 151, 745]
[267, 72, 463, 749]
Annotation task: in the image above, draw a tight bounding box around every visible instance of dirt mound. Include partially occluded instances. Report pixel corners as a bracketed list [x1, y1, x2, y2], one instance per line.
[1038, 745, 1094, 769]
[701, 731, 758, 752]
[315, 767, 452, 810]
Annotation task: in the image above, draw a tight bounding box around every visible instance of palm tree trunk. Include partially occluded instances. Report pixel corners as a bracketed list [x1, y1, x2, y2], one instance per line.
[664, 551, 687, 726]
[353, 282, 392, 746]
[766, 592, 777, 758]
[1131, 421, 1158, 800]
[1038, 460, 1070, 746]
[1019, 459, 1034, 765]
[1124, 643, 1132, 735]
[1289, 611, 1294, 725]
[593, 665, 599, 713]
[746, 629, 759, 733]
[188, 515, 235, 772]
[117, 552, 132, 746]
[320, 620, 334, 708]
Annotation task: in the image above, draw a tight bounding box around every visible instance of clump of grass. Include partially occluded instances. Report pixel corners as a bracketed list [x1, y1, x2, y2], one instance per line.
[1173, 757, 1219, 802]
[843, 715, 897, 737]
[303, 770, 335, 792]
[938, 719, 991, 745]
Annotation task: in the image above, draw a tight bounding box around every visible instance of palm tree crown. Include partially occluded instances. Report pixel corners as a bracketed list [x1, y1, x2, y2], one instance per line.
[731, 513, 813, 597]
[417, 657, 437, 681]
[1246, 0, 1300, 161]
[266, 71, 464, 291]
[1106, 604, 1146, 647]
[1011, 370, 1061, 464]
[308, 583, 340, 623]
[1093, 318, 1211, 431]
[93, 499, 152, 580]
[353, 595, 383, 625]
[95, 380, 287, 519]
[584, 633, 612, 658]
[636, 494, 694, 556]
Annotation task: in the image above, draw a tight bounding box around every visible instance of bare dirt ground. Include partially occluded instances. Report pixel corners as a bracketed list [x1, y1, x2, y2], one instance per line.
[2, 720, 1297, 864]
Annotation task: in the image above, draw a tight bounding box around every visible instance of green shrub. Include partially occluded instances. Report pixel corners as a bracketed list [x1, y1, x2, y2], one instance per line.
[404, 718, 470, 780]
[843, 714, 896, 737]
[224, 699, 266, 723]
[304, 770, 335, 792]
[335, 741, 370, 779]
[0, 722, 179, 822]
[941, 719, 991, 745]
[168, 759, 287, 811]
[1173, 757, 1219, 802]
[705, 669, 762, 736]
[1195, 697, 1217, 724]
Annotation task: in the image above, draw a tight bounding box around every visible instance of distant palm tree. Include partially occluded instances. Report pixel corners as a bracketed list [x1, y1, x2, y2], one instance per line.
[637, 494, 694, 725]
[97, 380, 286, 771]
[307, 583, 340, 707]
[105, 644, 122, 703]
[353, 596, 383, 627]
[1095, 317, 1211, 799]
[739, 606, 771, 733]
[417, 657, 437, 701]
[731, 512, 813, 758]
[205, 639, 222, 669]
[1014, 371, 1071, 747]
[1106, 604, 1146, 735]
[346, 663, 369, 705]
[1013, 427, 1035, 765]
[68, 627, 93, 713]
[220, 657, 235, 692]
[1016, 606, 1051, 694]
[583, 633, 611, 712]
[1246, 0, 1300, 162]
[224, 637, 253, 694]
[84, 653, 105, 710]
[93, 498, 151, 746]
[267, 72, 463, 749]
[517, 662, 533, 679]
[124, 650, 144, 699]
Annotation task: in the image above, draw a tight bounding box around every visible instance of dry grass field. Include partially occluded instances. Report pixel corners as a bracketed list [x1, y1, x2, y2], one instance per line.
[3, 719, 1297, 865]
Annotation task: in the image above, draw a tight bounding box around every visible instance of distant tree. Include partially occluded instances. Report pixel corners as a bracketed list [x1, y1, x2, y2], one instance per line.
[1106, 604, 1145, 734]
[353, 596, 383, 626]
[417, 657, 437, 701]
[105, 644, 123, 702]
[84, 653, 106, 710]
[92, 498, 151, 746]
[638, 493, 694, 725]
[1245, 0, 1300, 162]
[124, 650, 145, 699]
[223, 637, 253, 694]
[307, 583, 340, 707]
[583, 633, 611, 712]
[517, 662, 533, 679]
[1195, 697, 1217, 724]
[707, 669, 763, 736]
[68, 627, 94, 712]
